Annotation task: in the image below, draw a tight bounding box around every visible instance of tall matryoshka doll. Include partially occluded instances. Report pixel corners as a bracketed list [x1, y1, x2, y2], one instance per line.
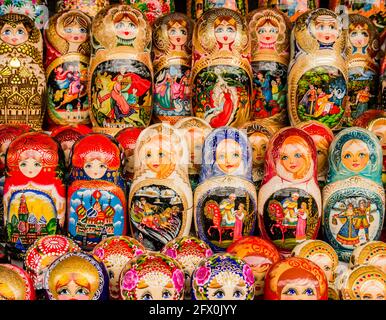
[187, 0, 248, 21]
[56, 0, 109, 18]
[3, 132, 66, 259]
[119, 1, 175, 25]
[287, 8, 348, 131]
[322, 127, 385, 262]
[194, 127, 257, 252]
[152, 13, 194, 125]
[0, 14, 46, 131]
[0, 264, 36, 300]
[89, 5, 153, 136]
[128, 123, 193, 251]
[349, 241, 386, 273]
[247, 8, 291, 126]
[191, 8, 252, 129]
[67, 133, 127, 251]
[367, 117, 386, 186]
[44, 10, 92, 128]
[257, 127, 321, 256]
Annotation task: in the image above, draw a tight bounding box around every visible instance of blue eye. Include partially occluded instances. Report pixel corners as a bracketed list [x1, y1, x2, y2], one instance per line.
[64, 27, 73, 33]
[226, 27, 235, 33]
[344, 153, 351, 159]
[17, 29, 24, 35]
[214, 290, 225, 299]
[162, 290, 172, 299]
[233, 290, 243, 298]
[141, 293, 153, 300]
[284, 288, 297, 295]
[3, 29, 11, 35]
[281, 155, 288, 160]
[304, 288, 315, 296]
[215, 27, 224, 33]
[80, 28, 87, 33]
[258, 28, 265, 34]
[359, 153, 366, 158]
[116, 22, 125, 29]
[294, 153, 302, 158]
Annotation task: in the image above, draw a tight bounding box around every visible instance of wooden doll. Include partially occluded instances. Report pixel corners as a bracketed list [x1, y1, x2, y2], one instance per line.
[367, 117, 386, 186]
[247, 8, 291, 127]
[381, 56, 386, 110]
[174, 116, 212, 191]
[287, 8, 348, 131]
[323, 127, 385, 262]
[89, 5, 153, 136]
[55, 0, 109, 17]
[353, 109, 386, 128]
[349, 241, 386, 273]
[194, 127, 257, 252]
[0, 14, 46, 131]
[0, 264, 35, 300]
[128, 123, 192, 251]
[45, 10, 92, 127]
[187, 0, 248, 21]
[258, 127, 322, 256]
[67, 133, 126, 251]
[3, 132, 66, 259]
[191, 8, 253, 128]
[119, 1, 175, 25]
[120, 252, 185, 300]
[152, 13, 194, 124]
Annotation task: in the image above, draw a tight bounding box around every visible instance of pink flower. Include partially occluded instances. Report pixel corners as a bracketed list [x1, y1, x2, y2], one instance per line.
[172, 269, 185, 293]
[195, 266, 211, 286]
[146, 12, 156, 24]
[122, 269, 139, 291]
[93, 247, 105, 260]
[165, 248, 177, 259]
[205, 249, 213, 258]
[134, 248, 144, 256]
[243, 264, 255, 286]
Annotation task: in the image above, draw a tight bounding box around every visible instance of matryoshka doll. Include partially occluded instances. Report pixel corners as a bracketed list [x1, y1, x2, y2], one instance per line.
[0, 264, 35, 300]
[264, 257, 328, 300]
[174, 117, 212, 191]
[191, 253, 255, 300]
[152, 13, 194, 125]
[258, 0, 319, 22]
[287, 8, 348, 130]
[349, 241, 386, 273]
[89, 5, 153, 136]
[194, 127, 257, 252]
[322, 127, 385, 262]
[191, 8, 253, 129]
[367, 117, 386, 186]
[226, 236, 281, 299]
[119, 252, 185, 300]
[247, 8, 291, 126]
[187, 0, 248, 21]
[44, 252, 109, 300]
[0, 14, 46, 131]
[45, 10, 92, 128]
[258, 127, 321, 256]
[3, 132, 66, 259]
[352, 109, 386, 128]
[67, 133, 126, 251]
[119, 1, 175, 25]
[92, 236, 146, 300]
[56, 0, 109, 18]
[381, 56, 386, 110]
[128, 123, 192, 251]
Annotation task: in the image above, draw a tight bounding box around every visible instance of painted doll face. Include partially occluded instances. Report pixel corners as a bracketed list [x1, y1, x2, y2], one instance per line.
[62, 20, 88, 43]
[186, 128, 205, 167]
[370, 255, 386, 274]
[216, 138, 242, 174]
[279, 143, 307, 176]
[105, 258, 128, 299]
[249, 132, 268, 166]
[19, 152, 43, 178]
[244, 256, 271, 296]
[341, 139, 370, 172]
[0, 140, 11, 167]
[0, 23, 29, 46]
[114, 16, 137, 40]
[358, 280, 386, 300]
[313, 135, 329, 174]
[124, 149, 135, 175]
[314, 15, 339, 45]
[56, 275, 91, 300]
[371, 121, 386, 155]
[84, 158, 108, 179]
[214, 18, 237, 46]
[309, 254, 334, 283]
[257, 21, 279, 45]
[207, 272, 247, 300]
[136, 276, 176, 300]
[144, 139, 173, 175]
[61, 141, 74, 166]
[280, 281, 318, 300]
[349, 25, 369, 49]
[167, 21, 188, 48]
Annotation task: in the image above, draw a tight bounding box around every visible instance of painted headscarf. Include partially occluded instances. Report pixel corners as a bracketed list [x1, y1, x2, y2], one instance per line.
[0, 264, 36, 300]
[349, 241, 386, 270]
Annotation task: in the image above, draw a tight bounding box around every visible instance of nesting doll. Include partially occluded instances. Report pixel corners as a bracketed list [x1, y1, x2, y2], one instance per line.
[89, 5, 153, 135]
[297, 121, 335, 185]
[191, 253, 255, 300]
[67, 133, 126, 251]
[120, 252, 185, 300]
[367, 117, 386, 186]
[188, 0, 248, 20]
[288, 8, 348, 130]
[264, 257, 328, 300]
[3, 132, 66, 258]
[119, 1, 175, 25]
[247, 8, 291, 126]
[56, 0, 109, 17]
[0, 264, 35, 300]
[152, 13, 194, 124]
[0, 14, 46, 131]
[258, 0, 319, 22]
[45, 10, 92, 127]
[174, 117, 212, 190]
[194, 127, 257, 252]
[381, 56, 386, 110]
[258, 127, 321, 256]
[128, 123, 192, 251]
[44, 252, 109, 300]
[92, 236, 146, 300]
[323, 127, 385, 262]
[353, 109, 386, 128]
[226, 236, 281, 298]
[191, 8, 252, 129]
[349, 241, 386, 273]
[240, 120, 275, 187]
[24, 235, 81, 291]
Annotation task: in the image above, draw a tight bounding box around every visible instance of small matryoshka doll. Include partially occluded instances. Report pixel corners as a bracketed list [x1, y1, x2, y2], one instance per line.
[152, 13, 194, 124]
[24, 235, 81, 291]
[191, 253, 255, 300]
[92, 236, 146, 300]
[120, 252, 185, 300]
[191, 8, 253, 129]
[340, 265, 386, 300]
[264, 257, 328, 300]
[67, 133, 126, 251]
[44, 252, 109, 300]
[323, 127, 385, 262]
[368, 117, 386, 186]
[297, 121, 335, 185]
[174, 116, 212, 190]
[194, 127, 257, 252]
[89, 5, 153, 135]
[56, 0, 109, 18]
[45, 10, 92, 127]
[0, 14, 46, 131]
[247, 8, 291, 126]
[188, 0, 248, 21]
[288, 8, 348, 131]
[258, 127, 321, 256]
[349, 241, 386, 273]
[0, 264, 35, 300]
[128, 123, 192, 251]
[226, 236, 281, 298]
[3, 132, 66, 259]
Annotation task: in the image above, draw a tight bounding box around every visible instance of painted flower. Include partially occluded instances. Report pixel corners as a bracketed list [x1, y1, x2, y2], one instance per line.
[195, 266, 211, 286]
[205, 249, 213, 258]
[122, 269, 139, 291]
[161, 3, 170, 13]
[93, 247, 105, 260]
[172, 269, 184, 293]
[134, 248, 144, 257]
[145, 12, 157, 24]
[165, 248, 177, 259]
[243, 264, 255, 287]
